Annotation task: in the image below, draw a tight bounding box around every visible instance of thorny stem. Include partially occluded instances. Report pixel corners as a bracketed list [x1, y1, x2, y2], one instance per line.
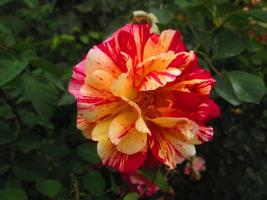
[70, 174, 80, 200]
[138, 168, 160, 199]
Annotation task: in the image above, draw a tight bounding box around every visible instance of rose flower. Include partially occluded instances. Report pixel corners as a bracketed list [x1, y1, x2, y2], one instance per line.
[69, 23, 220, 172]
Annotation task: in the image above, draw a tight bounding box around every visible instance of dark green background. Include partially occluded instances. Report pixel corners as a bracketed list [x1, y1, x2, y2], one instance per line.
[0, 0, 267, 199]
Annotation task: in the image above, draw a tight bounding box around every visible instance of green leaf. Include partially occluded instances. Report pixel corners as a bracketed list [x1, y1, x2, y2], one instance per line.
[77, 143, 101, 164]
[215, 74, 242, 106]
[36, 179, 62, 198]
[212, 30, 244, 59]
[227, 71, 265, 104]
[250, 9, 267, 22]
[0, 188, 28, 200]
[82, 171, 106, 195]
[17, 133, 43, 153]
[30, 59, 60, 76]
[14, 157, 49, 182]
[0, 0, 12, 6]
[44, 144, 70, 159]
[0, 50, 28, 86]
[58, 93, 75, 106]
[0, 128, 15, 145]
[141, 169, 169, 192]
[154, 171, 170, 192]
[174, 0, 202, 8]
[0, 163, 10, 176]
[123, 192, 138, 200]
[0, 24, 15, 46]
[23, 74, 58, 124]
[68, 160, 88, 174]
[23, 0, 37, 8]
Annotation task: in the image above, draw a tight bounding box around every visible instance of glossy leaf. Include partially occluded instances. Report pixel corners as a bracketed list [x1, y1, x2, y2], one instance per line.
[0, 188, 28, 200]
[215, 74, 242, 106]
[36, 179, 62, 198]
[227, 71, 265, 104]
[0, 50, 28, 86]
[23, 74, 58, 124]
[82, 171, 106, 195]
[123, 192, 138, 200]
[212, 30, 244, 59]
[77, 143, 101, 164]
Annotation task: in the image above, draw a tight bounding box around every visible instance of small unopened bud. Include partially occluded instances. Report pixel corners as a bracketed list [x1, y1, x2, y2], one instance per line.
[132, 10, 160, 34]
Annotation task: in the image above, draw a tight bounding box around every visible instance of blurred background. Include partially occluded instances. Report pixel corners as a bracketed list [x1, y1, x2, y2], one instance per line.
[0, 0, 267, 199]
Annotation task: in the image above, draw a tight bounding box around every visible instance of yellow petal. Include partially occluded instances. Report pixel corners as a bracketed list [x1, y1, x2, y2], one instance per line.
[111, 73, 137, 100]
[121, 96, 151, 134]
[85, 70, 115, 91]
[108, 111, 138, 145]
[148, 117, 190, 128]
[91, 119, 112, 141]
[149, 117, 199, 143]
[116, 128, 147, 155]
[97, 135, 113, 161]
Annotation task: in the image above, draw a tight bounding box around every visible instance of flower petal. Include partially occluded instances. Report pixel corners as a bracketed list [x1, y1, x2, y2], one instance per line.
[108, 111, 138, 145]
[86, 46, 122, 77]
[139, 67, 181, 91]
[116, 128, 147, 155]
[85, 69, 116, 91]
[97, 134, 147, 172]
[149, 117, 199, 143]
[92, 119, 112, 141]
[68, 59, 86, 99]
[143, 29, 186, 60]
[167, 68, 215, 96]
[148, 128, 196, 169]
[121, 96, 151, 134]
[111, 73, 137, 100]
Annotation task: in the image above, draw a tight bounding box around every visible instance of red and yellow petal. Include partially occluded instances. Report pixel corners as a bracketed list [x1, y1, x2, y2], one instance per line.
[139, 67, 181, 91]
[108, 111, 138, 145]
[68, 59, 86, 99]
[86, 47, 122, 77]
[97, 135, 147, 172]
[116, 128, 147, 155]
[111, 73, 137, 100]
[143, 29, 186, 60]
[167, 68, 215, 96]
[148, 127, 196, 169]
[121, 96, 151, 134]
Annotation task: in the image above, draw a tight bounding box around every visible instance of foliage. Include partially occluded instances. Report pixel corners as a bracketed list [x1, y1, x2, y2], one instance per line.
[0, 0, 267, 199]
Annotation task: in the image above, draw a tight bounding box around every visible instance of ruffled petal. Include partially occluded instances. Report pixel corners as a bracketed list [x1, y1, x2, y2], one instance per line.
[148, 127, 196, 169]
[139, 67, 181, 91]
[143, 29, 186, 60]
[148, 117, 199, 143]
[86, 47, 122, 78]
[167, 68, 215, 96]
[68, 60, 86, 99]
[108, 111, 138, 145]
[70, 61, 127, 139]
[121, 96, 151, 134]
[116, 128, 147, 155]
[111, 73, 137, 100]
[98, 136, 147, 172]
[97, 23, 152, 72]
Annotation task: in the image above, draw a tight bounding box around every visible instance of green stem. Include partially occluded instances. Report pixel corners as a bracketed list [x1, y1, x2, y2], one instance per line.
[196, 51, 222, 75]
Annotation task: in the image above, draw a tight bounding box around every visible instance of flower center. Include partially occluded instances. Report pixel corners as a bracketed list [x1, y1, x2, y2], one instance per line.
[135, 91, 172, 118]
